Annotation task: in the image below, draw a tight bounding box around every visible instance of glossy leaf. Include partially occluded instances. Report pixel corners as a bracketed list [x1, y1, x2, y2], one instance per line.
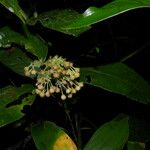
[0, 0, 27, 23]
[0, 27, 25, 48]
[128, 141, 145, 150]
[65, 0, 150, 29]
[0, 84, 34, 127]
[24, 34, 48, 60]
[37, 0, 150, 36]
[0, 48, 31, 75]
[0, 27, 48, 59]
[32, 121, 77, 150]
[81, 63, 150, 104]
[84, 116, 129, 150]
[38, 9, 90, 36]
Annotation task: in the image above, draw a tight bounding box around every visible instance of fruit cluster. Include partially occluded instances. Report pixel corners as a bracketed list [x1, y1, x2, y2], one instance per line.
[24, 56, 83, 100]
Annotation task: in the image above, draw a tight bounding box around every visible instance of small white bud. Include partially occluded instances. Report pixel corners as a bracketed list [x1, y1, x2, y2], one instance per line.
[55, 87, 60, 93]
[49, 87, 55, 93]
[62, 80, 67, 85]
[53, 73, 60, 78]
[45, 91, 50, 97]
[64, 62, 70, 68]
[39, 92, 45, 98]
[68, 94, 72, 98]
[70, 76, 75, 80]
[38, 85, 44, 90]
[71, 89, 76, 94]
[62, 70, 66, 75]
[79, 82, 84, 87]
[53, 66, 58, 70]
[49, 69, 54, 74]
[31, 70, 36, 75]
[75, 86, 81, 91]
[74, 72, 80, 78]
[66, 88, 71, 94]
[35, 89, 40, 94]
[24, 67, 29, 71]
[75, 68, 80, 72]
[25, 71, 30, 77]
[61, 94, 66, 100]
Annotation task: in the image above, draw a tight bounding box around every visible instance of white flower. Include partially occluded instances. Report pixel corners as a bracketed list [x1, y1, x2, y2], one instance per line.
[24, 56, 83, 100]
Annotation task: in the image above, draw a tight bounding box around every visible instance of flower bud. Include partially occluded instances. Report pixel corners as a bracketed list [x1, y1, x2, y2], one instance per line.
[39, 92, 45, 98]
[61, 94, 66, 100]
[38, 85, 44, 90]
[45, 91, 50, 97]
[49, 87, 55, 93]
[68, 94, 72, 98]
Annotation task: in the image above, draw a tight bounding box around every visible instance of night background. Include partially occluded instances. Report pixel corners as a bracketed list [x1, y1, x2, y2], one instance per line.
[0, 0, 150, 149]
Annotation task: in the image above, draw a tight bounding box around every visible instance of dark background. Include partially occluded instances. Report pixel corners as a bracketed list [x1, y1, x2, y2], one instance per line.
[0, 0, 150, 149]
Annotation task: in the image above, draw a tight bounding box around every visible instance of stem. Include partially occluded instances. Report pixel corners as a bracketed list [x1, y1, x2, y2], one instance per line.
[120, 41, 150, 62]
[107, 22, 118, 58]
[75, 114, 82, 150]
[22, 23, 30, 37]
[64, 103, 78, 145]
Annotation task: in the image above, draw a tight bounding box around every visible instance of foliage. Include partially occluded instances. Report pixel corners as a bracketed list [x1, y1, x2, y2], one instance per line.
[0, 0, 150, 149]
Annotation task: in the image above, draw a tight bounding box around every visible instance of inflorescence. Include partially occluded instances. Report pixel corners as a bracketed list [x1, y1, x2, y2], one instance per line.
[24, 56, 83, 100]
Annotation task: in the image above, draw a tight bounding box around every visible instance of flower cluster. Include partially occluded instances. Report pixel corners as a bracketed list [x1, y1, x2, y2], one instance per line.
[24, 56, 83, 100]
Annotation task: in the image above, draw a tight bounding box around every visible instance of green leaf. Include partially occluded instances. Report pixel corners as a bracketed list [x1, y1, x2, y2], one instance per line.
[0, 84, 34, 127]
[37, 0, 150, 35]
[0, 0, 27, 23]
[0, 27, 25, 48]
[65, 0, 150, 29]
[0, 48, 31, 75]
[20, 94, 35, 107]
[129, 116, 150, 142]
[24, 34, 48, 60]
[127, 141, 145, 150]
[84, 116, 129, 150]
[0, 105, 23, 127]
[32, 121, 77, 150]
[81, 63, 150, 104]
[0, 84, 34, 108]
[38, 9, 90, 36]
[0, 27, 48, 59]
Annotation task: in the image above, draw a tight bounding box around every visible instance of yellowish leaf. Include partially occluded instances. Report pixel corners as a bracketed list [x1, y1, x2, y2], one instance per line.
[54, 133, 77, 150]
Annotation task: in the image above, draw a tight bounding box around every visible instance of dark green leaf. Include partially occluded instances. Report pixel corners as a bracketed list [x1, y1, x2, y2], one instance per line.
[0, 84, 34, 127]
[24, 34, 48, 60]
[0, 27, 48, 59]
[20, 94, 35, 107]
[0, 0, 27, 23]
[0, 27, 25, 48]
[38, 9, 90, 36]
[128, 141, 145, 150]
[0, 48, 31, 75]
[129, 116, 150, 142]
[65, 0, 150, 29]
[37, 0, 150, 35]
[84, 116, 129, 150]
[0, 106, 23, 128]
[81, 63, 150, 104]
[0, 84, 34, 107]
[32, 121, 77, 150]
